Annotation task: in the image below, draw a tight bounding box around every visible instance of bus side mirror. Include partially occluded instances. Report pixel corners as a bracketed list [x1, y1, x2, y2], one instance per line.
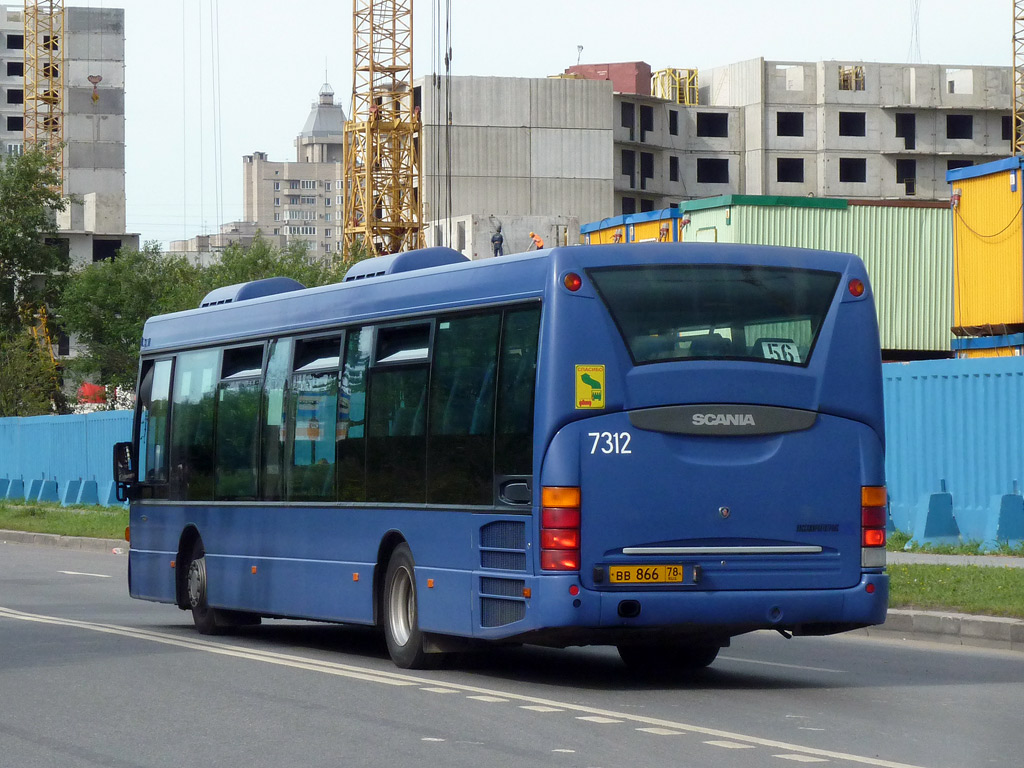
[113, 441, 136, 501]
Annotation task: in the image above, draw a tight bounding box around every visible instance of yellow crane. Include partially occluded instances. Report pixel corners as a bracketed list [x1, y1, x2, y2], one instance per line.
[23, 0, 64, 192]
[342, 0, 423, 258]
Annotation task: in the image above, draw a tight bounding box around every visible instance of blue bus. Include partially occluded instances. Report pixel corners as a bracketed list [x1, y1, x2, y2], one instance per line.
[116, 242, 888, 670]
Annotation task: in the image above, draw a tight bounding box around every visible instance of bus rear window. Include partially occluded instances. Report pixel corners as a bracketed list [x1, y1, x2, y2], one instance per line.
[588, 264, 841, 367]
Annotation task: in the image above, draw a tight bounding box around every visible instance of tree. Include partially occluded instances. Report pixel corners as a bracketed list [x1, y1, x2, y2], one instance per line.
[202, 236, 348, 291]
[0, 147, 68, 334]
[57, 244, 204, 389]
[0, 330, 58, 416]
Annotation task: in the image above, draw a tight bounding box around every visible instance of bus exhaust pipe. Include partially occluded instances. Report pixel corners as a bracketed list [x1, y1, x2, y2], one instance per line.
[618, 600, 641, 618]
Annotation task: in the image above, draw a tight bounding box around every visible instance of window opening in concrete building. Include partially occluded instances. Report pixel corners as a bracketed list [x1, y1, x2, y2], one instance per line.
[6, 34, 23, 49]
[289, 180, 299, 189]
[839, 158, 866, 183]
[639, 104, 654, 142]
[669, 110, 678, 136]
[274, 181, 280, 191]
[945, 69, 973, 95]
[6, 88, 23, 104]
[1003, 115, 1013, 142]
[6, 116, 23, 132]
[621, 149, 636, 189]
[696, 112, 728, 137]
[621, 197, 636, 215]
[946, 114, 973, 139]
[669, 156, 680, 182]
[838, 111, 866, 137]
[777, 64, 805, 91]
[6, 61, 22, 76]
[895, 113, 916, 150]
[92, 240, 121, 263]
[6, 142, 23, 155]
[640, 199, 654, 213]
[947, 159, 973, 171]
[621, 102, 635, 141]
[777, 157, 804, 183]
[639, 152, 654, 190]
[697, 158, 729, 184]
[777, 111, 804, 137]
[838, 65, 865, 91]
[896, 159, 916, 196]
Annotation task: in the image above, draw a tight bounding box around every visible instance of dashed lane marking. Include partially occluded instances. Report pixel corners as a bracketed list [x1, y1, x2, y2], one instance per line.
[637, 727, 685, 736]
[775, 755, 830, 763]
[576, 716, 623, 724]
[706, 740, 758, 749]
[420, 687, 458, 693]
[466, 695, 509, 703]
[0, 606, 930, 768]
[58, 571, 112, 578]
[521, 705, 564, 712]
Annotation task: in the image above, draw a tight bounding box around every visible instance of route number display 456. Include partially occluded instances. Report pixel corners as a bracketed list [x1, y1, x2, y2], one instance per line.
[588, 431, 632, 454]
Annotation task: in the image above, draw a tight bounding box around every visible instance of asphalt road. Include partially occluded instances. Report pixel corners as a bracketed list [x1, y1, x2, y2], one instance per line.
[1, 542, 1021, 768]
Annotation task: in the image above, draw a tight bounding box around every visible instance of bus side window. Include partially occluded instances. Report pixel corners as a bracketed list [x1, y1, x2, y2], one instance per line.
[367, 323, 431, 504]
[215, 344, 265, 501]
[427, 312, 501, 505]
[337, 327, 371, 502]
[168, 349, 220, 501]
[495, 306, 541, 478]
[260, 338, 293, 501]
[137, 358, 172, 497]
[287, 335, 342, 502]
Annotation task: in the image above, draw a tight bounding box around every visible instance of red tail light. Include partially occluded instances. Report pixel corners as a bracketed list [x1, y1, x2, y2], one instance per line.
[541, 486, 580, 571]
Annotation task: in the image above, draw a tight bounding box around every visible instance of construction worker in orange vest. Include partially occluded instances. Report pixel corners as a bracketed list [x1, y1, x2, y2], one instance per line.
[529, 231, 544, 251]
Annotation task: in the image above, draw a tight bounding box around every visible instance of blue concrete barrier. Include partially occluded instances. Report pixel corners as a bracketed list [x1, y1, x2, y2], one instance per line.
[0, 411, 131, 509]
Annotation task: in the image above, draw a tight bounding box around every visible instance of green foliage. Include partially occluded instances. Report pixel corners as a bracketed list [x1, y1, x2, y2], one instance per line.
[0, 330, 59, 416]
[58, 235, 363, 391]
[0, 147, 68, 334]
[57, 243, 204, 389]
[0, 498, 127, 539]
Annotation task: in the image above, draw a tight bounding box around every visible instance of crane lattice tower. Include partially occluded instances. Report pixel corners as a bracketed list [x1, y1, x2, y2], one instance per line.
[23, 0, 64, 191]
[343, 0, 422, 258]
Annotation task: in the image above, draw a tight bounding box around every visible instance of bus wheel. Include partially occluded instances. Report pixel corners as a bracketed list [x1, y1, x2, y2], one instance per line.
[186, 539, 227, 635]
[382, 543, 435, 669]
[617, 642, 720, 673]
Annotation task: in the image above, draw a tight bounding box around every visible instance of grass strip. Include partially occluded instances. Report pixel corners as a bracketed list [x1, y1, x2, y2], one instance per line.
[0, 499, 127, 540]
[888, 563, 1024, 619]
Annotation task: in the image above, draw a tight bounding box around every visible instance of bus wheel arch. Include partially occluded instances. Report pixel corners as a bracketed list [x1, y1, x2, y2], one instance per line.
[175, 526, 202, 610]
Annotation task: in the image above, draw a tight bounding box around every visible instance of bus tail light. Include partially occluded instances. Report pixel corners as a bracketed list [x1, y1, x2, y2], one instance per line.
[541, 486, 580, 572]
[861, 485, 887, 568]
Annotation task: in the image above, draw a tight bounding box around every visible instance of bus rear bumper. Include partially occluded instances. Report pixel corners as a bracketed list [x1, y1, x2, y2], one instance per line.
[484, 571, 888, 646]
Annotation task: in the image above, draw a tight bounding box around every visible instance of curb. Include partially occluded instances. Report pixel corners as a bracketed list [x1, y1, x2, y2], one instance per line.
[0, 529, 126, 555]
[859, 608, 1024, 653]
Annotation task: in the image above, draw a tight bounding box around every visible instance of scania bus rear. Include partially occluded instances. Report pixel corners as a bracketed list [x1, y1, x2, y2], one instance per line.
[527, 243, 887, 669]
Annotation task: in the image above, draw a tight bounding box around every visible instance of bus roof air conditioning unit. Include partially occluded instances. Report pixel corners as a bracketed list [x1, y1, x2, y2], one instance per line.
[199, 277, 307, 308]
[343, 247, 469, 282]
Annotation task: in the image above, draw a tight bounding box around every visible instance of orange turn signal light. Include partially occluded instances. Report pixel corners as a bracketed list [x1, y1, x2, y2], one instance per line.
[862, 486, 887, 507]
[542, 486, 580, 508]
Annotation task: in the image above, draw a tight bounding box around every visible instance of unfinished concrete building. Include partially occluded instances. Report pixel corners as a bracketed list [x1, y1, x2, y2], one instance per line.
[605, 58, 1012, 213]
[0, 4, 137, 265]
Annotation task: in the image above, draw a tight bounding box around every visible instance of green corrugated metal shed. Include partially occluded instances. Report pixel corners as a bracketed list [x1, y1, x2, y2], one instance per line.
[678, 195, 952, 353]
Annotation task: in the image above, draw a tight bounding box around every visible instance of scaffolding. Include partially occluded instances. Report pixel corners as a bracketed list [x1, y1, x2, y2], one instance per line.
[23, 0, 64, 192]
[652, 68, 699, 106]
[342, 0, 423, 257]
[1015, 1, 1024, 153]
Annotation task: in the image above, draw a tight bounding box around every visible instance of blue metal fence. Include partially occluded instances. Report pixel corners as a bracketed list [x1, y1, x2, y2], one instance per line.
[0, 411, 132, 507]
[884, 357, 1024, 549]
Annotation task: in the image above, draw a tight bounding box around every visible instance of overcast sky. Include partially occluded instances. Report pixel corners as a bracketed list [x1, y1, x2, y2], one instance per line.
[107, 0, 1009, 247]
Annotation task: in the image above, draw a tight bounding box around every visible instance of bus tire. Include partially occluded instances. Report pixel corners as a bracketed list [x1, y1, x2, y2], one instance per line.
[186, 539, 229, 635]
[382, 543, 436, 669]
[617, 642, 720, 673]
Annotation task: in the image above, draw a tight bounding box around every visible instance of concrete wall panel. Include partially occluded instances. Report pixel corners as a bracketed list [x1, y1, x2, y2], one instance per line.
[67, 86, 124, 115]
[531, 128, 612, 179]
[67, 140, 124, 169]
[64, 113, 125, 143]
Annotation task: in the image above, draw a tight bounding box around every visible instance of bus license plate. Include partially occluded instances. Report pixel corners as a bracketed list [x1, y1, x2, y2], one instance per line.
[608, 564, 686, 585]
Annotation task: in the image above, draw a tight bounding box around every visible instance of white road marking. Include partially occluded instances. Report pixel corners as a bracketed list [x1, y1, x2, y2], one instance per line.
[0, 605, 931, 768]
[421, 737, 445, 742]
[466, 695, 508, 702]
[521, 705, 564, 712]
[58, 571, 112, 579]
[775, 755, 830, 763]
[637, 727, 685, 736]
[576, 715, 623, 724]
[799, 727, 827, 732]
[552, 749, 575, 753]
[420, 687, 458, 693]
[719, 655, 844, 674]
[706, 740, 757, 749]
